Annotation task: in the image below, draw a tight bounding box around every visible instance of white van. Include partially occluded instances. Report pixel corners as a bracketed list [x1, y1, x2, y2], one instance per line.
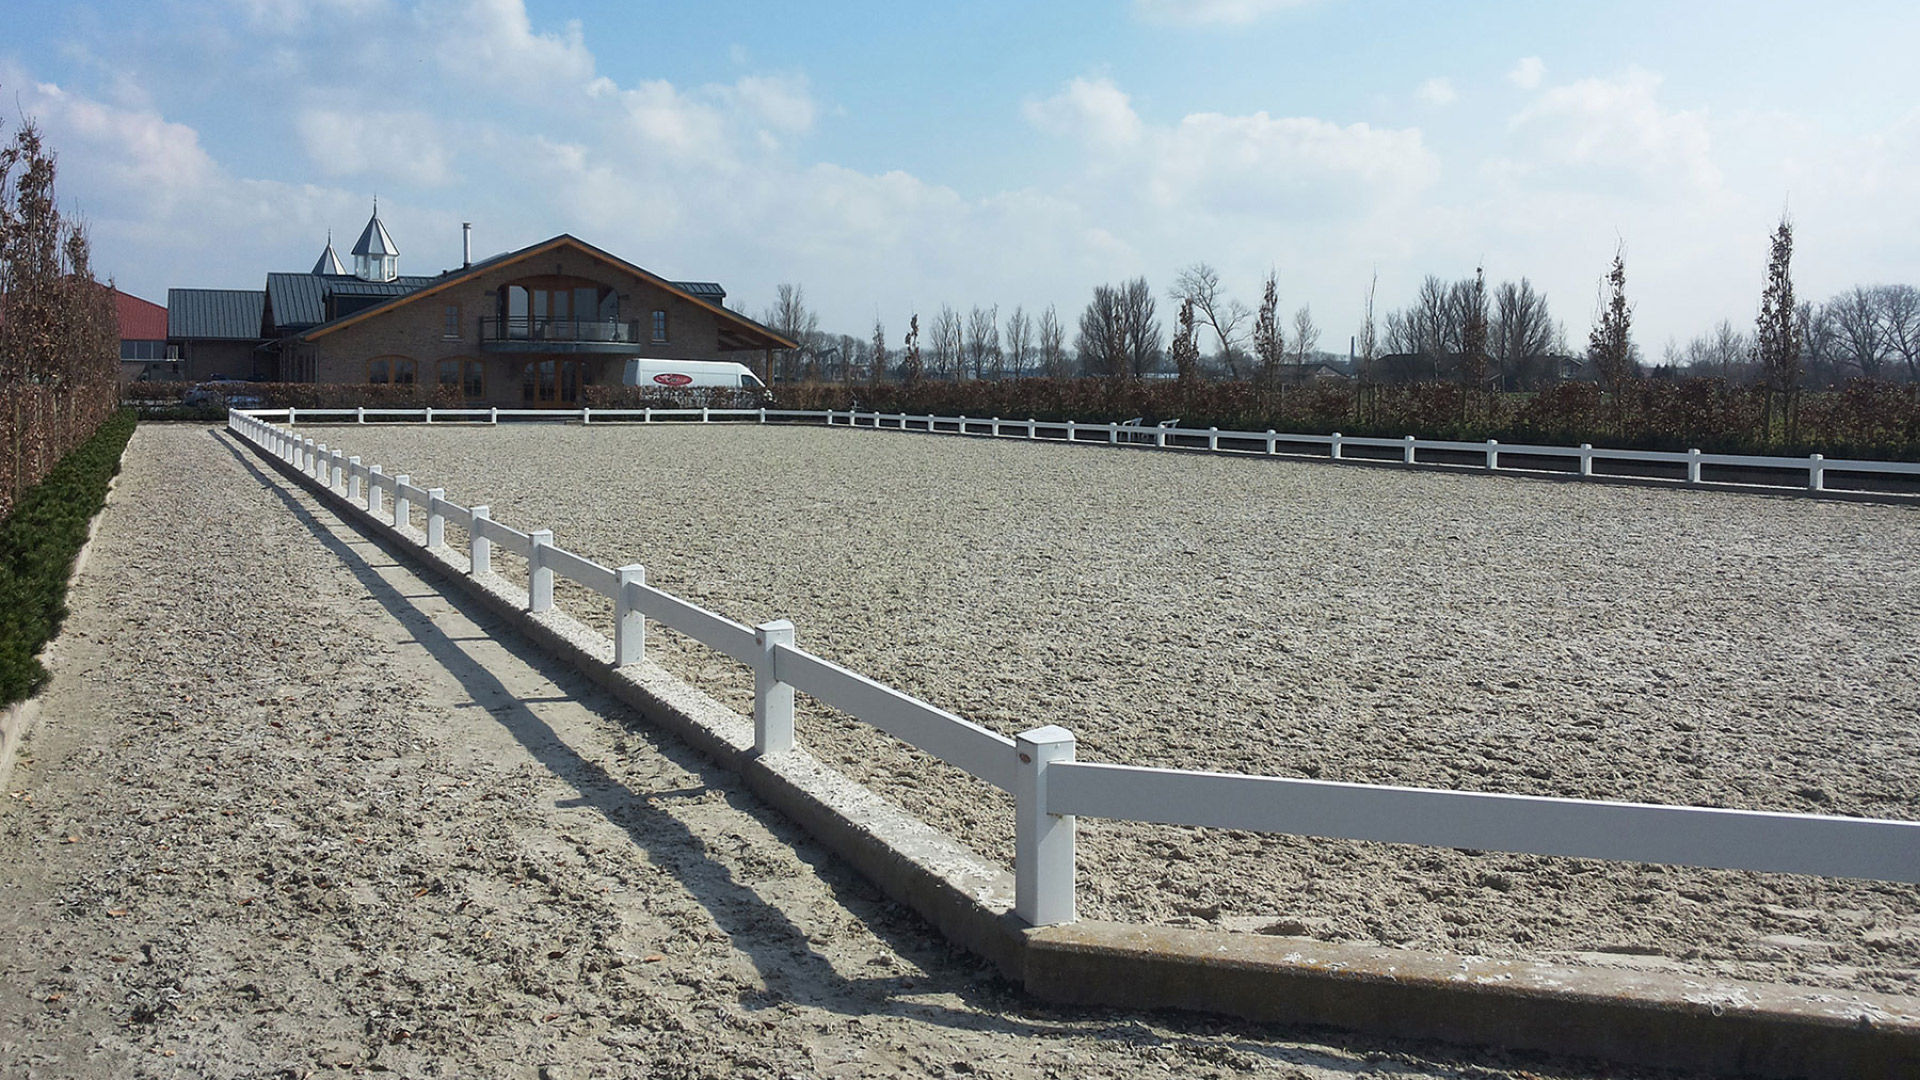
[622, 358, 768, 391]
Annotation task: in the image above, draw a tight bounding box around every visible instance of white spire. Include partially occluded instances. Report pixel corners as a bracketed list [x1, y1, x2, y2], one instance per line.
[311, 230, 346, 276]
[350, 199, 399, 282]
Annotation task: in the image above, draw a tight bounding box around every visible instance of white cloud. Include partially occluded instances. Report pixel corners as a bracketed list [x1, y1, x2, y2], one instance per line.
[296, 109, 455, 186]
[1509, 56, 1546, 91]
[1152, 111, 1438, 217]
[731, 73, 817, 135]
[1417, 77, 1457, 107]
[1133, 0, 1317, 25]
[1022, 77, 1143, 150]
[418, 0, 594, 92]
[1504, 68, 1719, 193]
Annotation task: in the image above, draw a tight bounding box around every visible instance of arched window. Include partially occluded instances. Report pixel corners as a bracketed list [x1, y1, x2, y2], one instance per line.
[368, 356, 417, 385]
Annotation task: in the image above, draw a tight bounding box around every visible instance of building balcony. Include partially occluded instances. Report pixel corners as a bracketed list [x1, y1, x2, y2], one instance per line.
[479, 316, 649, 354]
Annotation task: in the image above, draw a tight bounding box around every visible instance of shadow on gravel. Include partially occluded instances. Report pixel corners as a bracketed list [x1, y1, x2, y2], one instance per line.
[211, 429, 1598, 1079]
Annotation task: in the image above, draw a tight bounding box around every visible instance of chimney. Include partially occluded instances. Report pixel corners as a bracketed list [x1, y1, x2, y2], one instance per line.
[462, 222, 472, 268]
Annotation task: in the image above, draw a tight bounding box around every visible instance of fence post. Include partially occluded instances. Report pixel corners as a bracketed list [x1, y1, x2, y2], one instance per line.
[357, 406, 366, 424]
[1014, 725, 1077, 927]
[702, 407, 710, 423]
[1108, 423, 1118, 445]
[615, 565, 646, 666]
[1809, 453, 1826, 492]
[582, 407, 591, 425]
[1687, 448, 1703, 484]
[1266, 430, 1277, 455]
[469, 505, 492, 575]
[289, 407, 298, 427]
[426, 489, 446, 548]
[426, 407, 435, 425]
[754, 620, 797, 755]
[1579, 443, 1594, 477]
[1486, 439, 1500, 470]
[529, 529, 554, 612]
[759, 408, 766, 424]
[1156, 425, 1168, 449]
[1208, 426, 1219, 452]
[304, 438, 317, 474]
[1330, 432, 1344, 460]
[1066, 420, 1077, 444]
[1028, 418, 1038, 440]
[315, 443, 327, 482]
[1403, 435, 1417, 464]
[490, 407, 499, 425]
[646, 407, 653, 424]
[368, 466, 384, 516]
[330, 449, 344, 490]
[991, 416, 1001, 437]
[348, 457, 362, 502]
[393, 475, 412, 528]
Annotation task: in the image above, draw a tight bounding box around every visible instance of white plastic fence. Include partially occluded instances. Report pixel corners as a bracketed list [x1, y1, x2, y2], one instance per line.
[232, 408, 1920, 927]
[270, 404, 1920, 496]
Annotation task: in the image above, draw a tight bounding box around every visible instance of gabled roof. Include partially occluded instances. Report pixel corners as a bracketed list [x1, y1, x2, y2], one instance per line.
[298, 234, 796, 352]
[169, 288, 266, 340]
[115, 289, 168, 340]
[312, 238, 346, 276]
[350, 208, 398, 258]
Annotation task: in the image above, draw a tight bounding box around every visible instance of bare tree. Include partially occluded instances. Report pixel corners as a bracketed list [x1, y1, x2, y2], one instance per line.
[1290, 305, 1320, 366]
[964, 305, 1001, 379]
[1171, 298, 1200, 383]
[1457, 268, 1489, 400]
[1253, 271, 1282, 386]
[929, 305, 963, 380]
[1831, 286, 1890, 379]
[1875, 283, 1920, 381]
[1356, 271, 1379, 384]
[763, 283, 819, 384]
[1076, 284, 1128, 379]
[1490, 278, 1556, 389]
[1038, 305, 1066, 377]
[1117, 277, 1161, 376]
[1170, 262, 1250, 378]
[870, 317, 888, 383]
[1588, 246, 1638, 403]
[1004, 306, 1033, 378]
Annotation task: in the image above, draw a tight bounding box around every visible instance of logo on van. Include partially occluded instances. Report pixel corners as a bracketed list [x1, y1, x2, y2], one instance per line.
[653, 373, 694, 386]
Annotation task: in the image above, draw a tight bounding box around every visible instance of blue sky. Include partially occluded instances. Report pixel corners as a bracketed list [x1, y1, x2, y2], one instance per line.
[7, 0, 1920, 355]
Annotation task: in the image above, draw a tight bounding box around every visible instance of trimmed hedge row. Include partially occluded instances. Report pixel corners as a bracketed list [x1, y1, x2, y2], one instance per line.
[0, 409, 137, 707]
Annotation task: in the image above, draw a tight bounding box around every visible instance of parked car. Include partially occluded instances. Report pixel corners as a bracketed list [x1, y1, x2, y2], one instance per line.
[183, 379, 264, 408]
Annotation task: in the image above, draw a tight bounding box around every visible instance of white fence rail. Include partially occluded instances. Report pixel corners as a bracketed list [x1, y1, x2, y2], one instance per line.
[231, 408, 1920, 928]
[265, 404, 1920, 497]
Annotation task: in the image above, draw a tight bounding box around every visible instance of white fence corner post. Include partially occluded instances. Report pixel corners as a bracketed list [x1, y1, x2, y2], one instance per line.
[702, 406, 711, 423]
[393, 474, 411, 529]
[1267, 430, 1278, 456]
[490, 407, 499, 426]
[582, 406, 591, 425]
[1014, 725, 1077, 927]
[426, 489, 446, 548]
[528, 529, 554, 612]
[1486, 439, 1500, 470]
[469, 505, 492, 575]
[1029, 418, 1038, 440]
[1579, 443, 1594, 477]
[1208, 426, 1220, 452]
[348, 457, 362, 502]
[758, 407, 766, 424]
[1809, 453, 1825, 492]
[753, 619, 797, 756]
[357, 406, 365, 425]
[288, 408, 297, 427]
[1404, 435, 1417, 464]
[1330, 432, 1343, 460]
[1687, 448, 1703, 484]
[425, 406, 435, 425]
[991, 416, 1001, 437]
[1067, 420, 1078, 444]
[615, 565, 646, 666]
[367, 465, 383, 516]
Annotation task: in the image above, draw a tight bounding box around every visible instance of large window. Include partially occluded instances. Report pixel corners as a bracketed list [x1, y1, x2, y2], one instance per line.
[120, 340, 167, 361]
[436, 358, 484, 398]
[368, 356, 417, 385]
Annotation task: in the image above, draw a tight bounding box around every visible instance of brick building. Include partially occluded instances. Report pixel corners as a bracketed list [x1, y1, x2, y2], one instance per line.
[169, 204, 793, 405]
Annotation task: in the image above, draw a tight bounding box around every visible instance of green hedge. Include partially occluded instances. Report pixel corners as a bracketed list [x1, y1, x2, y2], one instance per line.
[0, 409, 137, 707]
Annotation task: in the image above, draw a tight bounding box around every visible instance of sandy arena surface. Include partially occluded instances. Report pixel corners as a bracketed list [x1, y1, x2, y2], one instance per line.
[0, 423, 1656, 1079]
[307, 420, 1920, 1001]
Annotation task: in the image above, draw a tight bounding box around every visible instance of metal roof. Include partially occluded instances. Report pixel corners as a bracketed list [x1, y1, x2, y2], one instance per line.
[311, 238, 346, 276]
[264, 272, 436, 332]
[349, 206, 398, 258]
[168, 288, 266, 340]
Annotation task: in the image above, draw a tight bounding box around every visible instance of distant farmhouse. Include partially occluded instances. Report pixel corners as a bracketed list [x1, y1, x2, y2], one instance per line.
[166, 203, 794, 406]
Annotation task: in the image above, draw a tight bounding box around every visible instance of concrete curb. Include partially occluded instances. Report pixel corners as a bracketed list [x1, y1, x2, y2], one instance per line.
[237, 427, 1920, 1080]
[0, 437, 132, 794]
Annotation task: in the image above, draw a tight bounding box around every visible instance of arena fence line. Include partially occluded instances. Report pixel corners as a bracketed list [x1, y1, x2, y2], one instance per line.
[232, 408, 1920, 929]
[269, 403, 1920, 496]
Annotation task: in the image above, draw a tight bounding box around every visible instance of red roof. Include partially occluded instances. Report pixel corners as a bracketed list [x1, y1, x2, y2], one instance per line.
[116, 288, 167, 340]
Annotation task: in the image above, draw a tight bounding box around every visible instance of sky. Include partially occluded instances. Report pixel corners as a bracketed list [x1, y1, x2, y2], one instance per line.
[6, 0, 1920, 356]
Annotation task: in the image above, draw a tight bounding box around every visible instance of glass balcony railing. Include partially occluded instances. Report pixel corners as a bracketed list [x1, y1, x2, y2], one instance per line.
[480, 316, 640, 343]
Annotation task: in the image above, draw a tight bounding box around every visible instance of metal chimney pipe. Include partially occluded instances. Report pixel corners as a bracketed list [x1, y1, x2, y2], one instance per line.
[462, 222, 472, 268]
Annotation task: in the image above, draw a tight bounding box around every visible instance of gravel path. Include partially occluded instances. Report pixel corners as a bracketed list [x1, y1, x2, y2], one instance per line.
[0, 423, 1633, 1078]
[312, 421, 1920, 1000]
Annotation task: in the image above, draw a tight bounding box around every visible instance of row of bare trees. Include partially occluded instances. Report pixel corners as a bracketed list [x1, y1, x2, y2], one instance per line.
[1667, 283, 1920, 387]
[1, 117, 121, 521]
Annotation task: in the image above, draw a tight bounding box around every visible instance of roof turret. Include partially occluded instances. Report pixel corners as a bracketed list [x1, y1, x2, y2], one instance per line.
[350, 200, 399, 281]
[311, 232, 346, 276]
